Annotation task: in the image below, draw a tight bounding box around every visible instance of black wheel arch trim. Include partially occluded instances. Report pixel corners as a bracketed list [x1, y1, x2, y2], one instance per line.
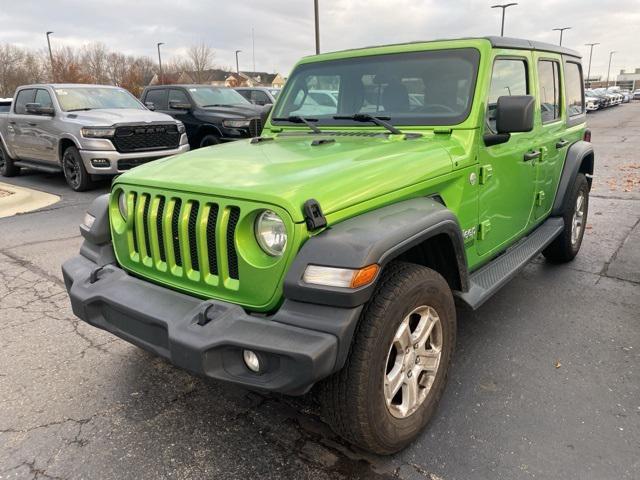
[551, 140, 594, 216]
[283, 197, 469, 308]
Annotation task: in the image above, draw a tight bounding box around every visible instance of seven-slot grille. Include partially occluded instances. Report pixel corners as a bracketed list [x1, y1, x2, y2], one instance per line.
[125, 192, 240, 283]
[112, 124, 180, 153]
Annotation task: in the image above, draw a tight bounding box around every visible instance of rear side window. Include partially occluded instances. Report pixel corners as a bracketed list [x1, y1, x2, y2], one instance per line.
[565, 62, 584, 116]
[14, 89, 36, 114]
[538, 60, 561, 123]
[145, 89, 168, 110]
[486, 59, 528, 131]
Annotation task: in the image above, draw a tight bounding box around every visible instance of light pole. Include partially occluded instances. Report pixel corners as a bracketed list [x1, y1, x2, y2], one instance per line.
[235, 50, 242, 74]
[491, 3, 518, 37]
[314, 0, 320, 54]
[585, 42, 599, 87]
[157, 42, 164, 85]
[606, 50, 617, 89]
[46, 31, 55, 82]
[552, 27, 571, 46]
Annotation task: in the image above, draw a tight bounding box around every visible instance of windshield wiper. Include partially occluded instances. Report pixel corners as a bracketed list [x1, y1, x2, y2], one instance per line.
[66, 107, 93, 112]
[333, 114, 402, 135]
[201, 104, 227, 107]
[272, 116, 322, 134]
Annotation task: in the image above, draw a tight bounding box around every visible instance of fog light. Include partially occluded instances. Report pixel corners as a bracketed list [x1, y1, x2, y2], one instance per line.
[91, 158, 111, 168]
[243, 349, 260, 373]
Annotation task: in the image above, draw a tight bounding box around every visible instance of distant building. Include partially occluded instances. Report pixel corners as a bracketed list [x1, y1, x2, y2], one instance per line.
[616, 68, 640, 90]
[149, 69, 285, 88]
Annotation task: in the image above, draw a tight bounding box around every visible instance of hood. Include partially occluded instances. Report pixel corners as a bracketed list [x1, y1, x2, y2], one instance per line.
[64, 108, 177, 126]
[115, 133, 453, 223]
[198, 104, 264, 119]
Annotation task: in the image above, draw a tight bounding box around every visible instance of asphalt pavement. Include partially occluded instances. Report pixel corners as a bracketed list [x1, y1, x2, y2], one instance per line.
[0, 103, 638, 480]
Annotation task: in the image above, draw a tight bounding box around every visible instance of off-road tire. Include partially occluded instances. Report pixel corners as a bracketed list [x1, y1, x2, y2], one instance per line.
[199, 134, 220, 148]
[62, 146, 94, 192]
[543, 173, 589, 263]
[319, 261, 456, 455]
[0, 143, 19, 177]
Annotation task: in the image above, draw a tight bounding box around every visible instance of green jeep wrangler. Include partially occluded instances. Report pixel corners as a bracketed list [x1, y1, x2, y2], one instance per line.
[63, 37, 593, 454]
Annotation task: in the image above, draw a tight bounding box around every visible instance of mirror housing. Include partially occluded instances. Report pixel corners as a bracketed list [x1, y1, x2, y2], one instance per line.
[145, 101, 156, 111]
[25, 103, 54, 116]
[169, 100, 191, 110]
[496, 95, 535, 133]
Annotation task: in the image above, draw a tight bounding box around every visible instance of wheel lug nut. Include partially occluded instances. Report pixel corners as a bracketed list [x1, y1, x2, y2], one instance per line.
[407, 371, 412, 378]
[415, 358, 420, 364]
[414, 343, 419, 350]
[405, 347, 410, 354]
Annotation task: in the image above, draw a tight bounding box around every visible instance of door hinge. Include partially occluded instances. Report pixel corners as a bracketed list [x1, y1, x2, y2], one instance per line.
[478, 220, 491, 240]
[535, 190, 546, 206]
[479, 165, 493, 185]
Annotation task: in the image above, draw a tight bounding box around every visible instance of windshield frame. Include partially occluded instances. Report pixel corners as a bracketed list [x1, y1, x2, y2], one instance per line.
[53, 86, 145, 112]
[272, 47, 481, 128]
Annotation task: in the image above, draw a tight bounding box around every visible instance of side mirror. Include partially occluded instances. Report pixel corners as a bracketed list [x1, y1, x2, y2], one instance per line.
[169, 100, 192, 110]
[496, 95, 535, 133]
[145, 101, 156, 111]
[25, 103, 54, 116]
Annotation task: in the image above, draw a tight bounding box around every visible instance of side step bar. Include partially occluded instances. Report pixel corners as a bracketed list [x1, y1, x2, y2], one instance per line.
[14, 160, 62, 173]
[455, 217, 564, 310]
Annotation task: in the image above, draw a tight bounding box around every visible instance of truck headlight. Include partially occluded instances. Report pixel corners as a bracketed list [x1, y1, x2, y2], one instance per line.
[81, 127, 116, 138]
[177, 122, 186, 134]
[223, 119, 251, 128]
[118, 191, 128, 220]
[255, 210, 287, 256]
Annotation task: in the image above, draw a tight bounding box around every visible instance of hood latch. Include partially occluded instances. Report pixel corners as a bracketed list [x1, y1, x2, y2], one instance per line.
[303, 199, 327, 231]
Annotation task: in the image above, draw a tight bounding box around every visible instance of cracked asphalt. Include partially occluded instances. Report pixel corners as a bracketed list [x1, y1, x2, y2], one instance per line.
[1, 103, 639, 480]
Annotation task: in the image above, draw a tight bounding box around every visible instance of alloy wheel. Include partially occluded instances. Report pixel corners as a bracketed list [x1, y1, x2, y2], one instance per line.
[63, 152, 80, 189]
[571, 191, 585, 246]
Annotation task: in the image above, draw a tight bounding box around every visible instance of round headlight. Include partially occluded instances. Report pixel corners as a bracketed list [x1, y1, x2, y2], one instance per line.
[118, 191, 128, 220]
[255, 210, 287, 256]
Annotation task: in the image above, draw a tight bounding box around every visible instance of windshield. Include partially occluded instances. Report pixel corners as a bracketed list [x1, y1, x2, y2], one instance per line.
[54, 87, 143, 111]
[188, 87, 250, 107]
[272, 48, 480, 126]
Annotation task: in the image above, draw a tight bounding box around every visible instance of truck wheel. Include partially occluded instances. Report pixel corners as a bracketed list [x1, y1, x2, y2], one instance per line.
[62, 146, 94, 192]
[543, 173, 589, 263]
[199, 134, 220, 148]
[0, 144, 19, 177]
[320, 262, 456, 455]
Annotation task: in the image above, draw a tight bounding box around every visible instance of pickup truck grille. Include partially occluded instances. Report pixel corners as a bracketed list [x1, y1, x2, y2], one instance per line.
[112, 124, 180, 153]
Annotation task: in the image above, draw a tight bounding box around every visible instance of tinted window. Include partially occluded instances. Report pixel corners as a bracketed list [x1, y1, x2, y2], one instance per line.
[14, 89, 35, 114]
[486, 59, 528, 131]
[252, 90, 271, 104]
[538, 60, 560, 123]
[145, 89, 168, 110]
[34, 89, 53, 109]
[169, 89, 190, 107]
[565, 62, 584, 116]
[0, 102, 11, 113]
[236, 90, 251, 101]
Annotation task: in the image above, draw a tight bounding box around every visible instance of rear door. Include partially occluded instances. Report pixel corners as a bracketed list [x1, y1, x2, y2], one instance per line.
[21, 88, 58, 163]
[9, 88, 36, 159]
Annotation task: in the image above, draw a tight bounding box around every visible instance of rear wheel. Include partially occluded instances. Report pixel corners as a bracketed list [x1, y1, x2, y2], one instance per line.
[320, 262, 456, 455]
[0, 143, 20, 177]
[62, 146, 94, 192]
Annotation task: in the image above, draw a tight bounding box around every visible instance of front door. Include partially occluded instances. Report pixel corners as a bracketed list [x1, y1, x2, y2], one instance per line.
[476, 55, 539, 258]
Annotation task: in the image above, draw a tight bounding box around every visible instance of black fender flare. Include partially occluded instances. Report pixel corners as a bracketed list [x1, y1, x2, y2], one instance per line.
[283, 197, 469, 308]
[196, 124, 223, 143]
[551, 140, 594, 215]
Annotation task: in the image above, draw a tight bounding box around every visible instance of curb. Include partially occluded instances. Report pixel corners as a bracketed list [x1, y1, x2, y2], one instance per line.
[0, 182, 60, 218]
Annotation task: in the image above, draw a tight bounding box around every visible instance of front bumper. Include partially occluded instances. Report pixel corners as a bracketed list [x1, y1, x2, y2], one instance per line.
[79, 139, 190, 175]
[62, 254, 357, 395]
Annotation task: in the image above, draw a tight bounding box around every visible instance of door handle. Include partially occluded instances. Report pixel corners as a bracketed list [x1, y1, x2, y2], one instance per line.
[556, 139, 569, 149]
[523, 150, 541, 161]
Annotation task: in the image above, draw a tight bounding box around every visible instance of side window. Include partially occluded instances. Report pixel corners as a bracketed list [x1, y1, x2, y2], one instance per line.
[236, 90, 251, 101]
[169, 89, 190, 107]
[14, 89, 36, 114]
[252, 90, 270, 104]
[565, 62, 584, 117]
[34, 89, 54, 109]
[486, 59, 528, 131]
[538, 60, 561, 123]
[144, 89, 168, 110]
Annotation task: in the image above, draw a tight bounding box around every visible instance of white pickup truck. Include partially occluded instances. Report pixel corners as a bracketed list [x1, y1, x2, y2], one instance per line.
[0, 84, 189, 191]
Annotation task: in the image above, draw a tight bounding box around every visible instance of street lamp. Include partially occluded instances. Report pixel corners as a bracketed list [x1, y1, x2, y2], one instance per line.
[552, 27, 571, 46]
[157, 42, 165, 85]
[585, 42, 599, 87]
[235, 50, 242, 74]
[491, 3, 518, 37]
[46, 31, 55, 82]
[606, 50, 617, 89]
[314, 0, 320, 54]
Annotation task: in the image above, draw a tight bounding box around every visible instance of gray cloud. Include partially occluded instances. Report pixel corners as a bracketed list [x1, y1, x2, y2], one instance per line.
[1, 0, 638, 78]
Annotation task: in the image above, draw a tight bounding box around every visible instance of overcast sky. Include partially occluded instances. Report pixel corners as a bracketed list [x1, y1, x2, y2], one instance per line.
[1, 0, 638, 79]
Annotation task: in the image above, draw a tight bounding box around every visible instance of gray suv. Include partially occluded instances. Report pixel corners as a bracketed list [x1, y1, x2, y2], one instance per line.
[0, 84, 189, 191]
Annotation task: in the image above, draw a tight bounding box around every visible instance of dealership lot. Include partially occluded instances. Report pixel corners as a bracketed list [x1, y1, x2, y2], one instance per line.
[0, 103, 638, 479]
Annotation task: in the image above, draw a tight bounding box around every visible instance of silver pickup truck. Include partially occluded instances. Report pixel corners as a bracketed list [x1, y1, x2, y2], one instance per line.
[0, 84, 189, 191]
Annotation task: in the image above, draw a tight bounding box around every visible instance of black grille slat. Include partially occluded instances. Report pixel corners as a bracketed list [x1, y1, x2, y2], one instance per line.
[188, 202, 200, 272]
[113, 124, 180, 153]
[206, 205, 219, 275]
[156, 197, 166, 262]
[131, 192, 138, 254]
[142, 195, 151, 258]
[171, 199, 183, 267]
[226, 207, 240, 280]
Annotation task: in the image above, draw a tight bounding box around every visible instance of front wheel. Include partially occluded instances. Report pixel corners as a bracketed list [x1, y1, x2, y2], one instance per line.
[319, 262, 456, 455]
[199, 134, 220, 148]
[62, 146, 94, 192]
[0, 144, 20, 177]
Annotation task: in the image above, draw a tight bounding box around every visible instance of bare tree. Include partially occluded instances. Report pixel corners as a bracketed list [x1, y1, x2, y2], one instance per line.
[187, 42, 215, 82]
[82, 42, 109, 84]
